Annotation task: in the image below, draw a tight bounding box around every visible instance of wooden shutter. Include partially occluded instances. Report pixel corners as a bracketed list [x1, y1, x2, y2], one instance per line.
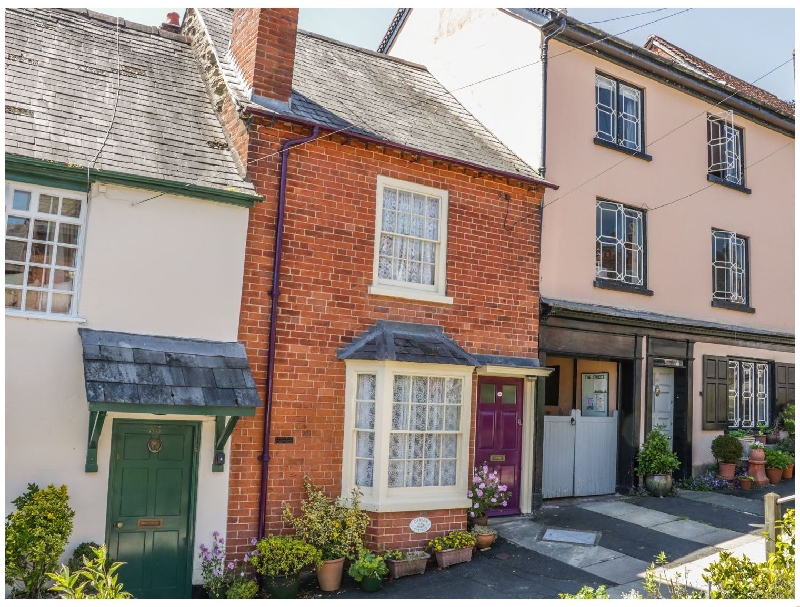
[703, 355, 728, 430]
[774, 362, 795, 410]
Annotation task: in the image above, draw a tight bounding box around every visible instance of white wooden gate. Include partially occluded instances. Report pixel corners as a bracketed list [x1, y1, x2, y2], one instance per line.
[542, 410, 618, 499]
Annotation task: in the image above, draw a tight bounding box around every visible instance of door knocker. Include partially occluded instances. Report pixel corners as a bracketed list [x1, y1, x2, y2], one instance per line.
[148, 438, 163, 453]
[655, 385, 661, 397]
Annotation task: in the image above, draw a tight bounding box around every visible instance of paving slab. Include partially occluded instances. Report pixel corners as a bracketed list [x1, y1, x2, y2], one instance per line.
[579, 500, 679, 527]
[649, 518, 731, 543]
[583, 555, 650, 584]
[676, 490, 763, 515]
[625, 495, 762, 534]
[542, 528, 598, 545]
[528, 541, 623, 569]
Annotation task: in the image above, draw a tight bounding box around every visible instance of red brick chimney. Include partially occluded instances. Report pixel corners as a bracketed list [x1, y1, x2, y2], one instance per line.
[230, 8, 298, 109]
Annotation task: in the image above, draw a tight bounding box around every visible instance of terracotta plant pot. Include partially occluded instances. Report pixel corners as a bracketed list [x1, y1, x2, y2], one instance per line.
[749, 448, 765, 462]
[766, 467, 784, 484]
[359, 576, 383, 593]
[753, 434, 766, 443]
[316, 557, 345, 592]
[766, 433, 780, 445]
[738, 477, 752, 490]
[718, 462, 736, 480]
[783, 464, 794, 479]
[386, 555, 428, 580]
[434, 547, 473, 569]
[644, 473, 673, 497]
[747, 448, 769, 486]
[263, 574, 301, 599]
[472, 515, 488, 527]
[475, 532, 496, 550]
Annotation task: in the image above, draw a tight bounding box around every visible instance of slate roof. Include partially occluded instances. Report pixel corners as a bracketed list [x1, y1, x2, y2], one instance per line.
[5, 8, 256, 195]
[337, 321, 479, 366]
[644, 36, 795, 117]
[474, 354, 543, 369]
[195, 8, 550, 185]
[78, 329, 262, 410]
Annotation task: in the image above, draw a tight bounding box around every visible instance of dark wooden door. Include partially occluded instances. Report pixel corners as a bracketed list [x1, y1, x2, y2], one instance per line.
[107, 421, 196, 599]
[475, 377, 523, 515]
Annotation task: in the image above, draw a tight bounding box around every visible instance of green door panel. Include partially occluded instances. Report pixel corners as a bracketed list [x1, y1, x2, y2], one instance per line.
[107, 421, 197, 599]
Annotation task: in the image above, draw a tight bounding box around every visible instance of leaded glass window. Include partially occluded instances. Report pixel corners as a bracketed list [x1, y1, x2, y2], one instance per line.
[596, 200, 644, 285]
[712, 230, 747, 304]
[708, 114, 744, 186]
[728, 359, 769, 428]
[5, 183, 86, 316]
[354, 374, 376, 487]
[595, 74, 643, 152]
[388, 374, 462, 489]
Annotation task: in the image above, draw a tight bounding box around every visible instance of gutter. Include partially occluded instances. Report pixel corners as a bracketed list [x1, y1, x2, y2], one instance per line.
[257, 126, 320, 540]
[242, 105, 558, 191]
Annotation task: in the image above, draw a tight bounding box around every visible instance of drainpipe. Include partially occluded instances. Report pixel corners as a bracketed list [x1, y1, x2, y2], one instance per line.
[538, 18, 566, 180]
[257, 126, 319, 539]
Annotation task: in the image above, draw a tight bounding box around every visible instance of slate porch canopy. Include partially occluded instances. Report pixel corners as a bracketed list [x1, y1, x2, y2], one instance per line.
[78, 328, 262, 472]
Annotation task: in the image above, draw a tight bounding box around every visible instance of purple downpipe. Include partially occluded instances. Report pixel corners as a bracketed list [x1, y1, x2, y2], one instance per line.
[257, 126, 319, 539]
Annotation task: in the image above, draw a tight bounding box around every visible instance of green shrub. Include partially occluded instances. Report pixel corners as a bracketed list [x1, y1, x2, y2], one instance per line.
[765, 449, 792, 470]
[728, 429, 752, 438]
[636, 426, 681, 476]
[702, 509, 794, 599]
[250, 535, 322, 578]
[348, 549, 388, 582]
[226, 577, 259, 599]
[67, 542, 102, 572]
[558, 585, 610, 599]
[780, 403, 795, 436]
[5, 483, 75, 598]
[47, 545, 132, 599]
[711, 434, 743, 463]
[776, 436, 795, 456]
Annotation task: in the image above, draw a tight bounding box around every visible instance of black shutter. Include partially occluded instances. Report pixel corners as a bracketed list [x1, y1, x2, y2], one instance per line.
[703, 355, 728, 430]
[774, 363, 795, 420]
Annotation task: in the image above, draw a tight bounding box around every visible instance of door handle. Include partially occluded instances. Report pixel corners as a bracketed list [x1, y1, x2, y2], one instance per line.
[115, 522, 123, 529]
[517, 419, 523, 426]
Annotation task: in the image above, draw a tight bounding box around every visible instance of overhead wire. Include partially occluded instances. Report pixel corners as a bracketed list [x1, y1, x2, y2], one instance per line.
[586, 9, 668, 25]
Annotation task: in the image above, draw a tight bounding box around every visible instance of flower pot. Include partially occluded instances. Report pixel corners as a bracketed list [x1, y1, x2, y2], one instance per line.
[472, 515, 488, 527]
[386, 555, 427, 579]
[644, 473, 673, 497]
[263, 574, 300, 599]
[718, 462, 737, 480]
[434, 547, 473, 569]
[747, 448, 769, 486]
[738, 477, 752, 490]
[766, 467, 784, 484]
[316, 557, 345, 592]
[766, 433, 780, 445]
[783, 464, 794, 479]
[749, 448, 765, 462]
[475, 532, 496, 550]
[753, 434, 766, 443]
[359, 576, 383, 593]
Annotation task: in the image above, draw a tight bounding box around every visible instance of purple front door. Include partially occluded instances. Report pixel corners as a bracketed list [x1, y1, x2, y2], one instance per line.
[475, 377, 523, 515]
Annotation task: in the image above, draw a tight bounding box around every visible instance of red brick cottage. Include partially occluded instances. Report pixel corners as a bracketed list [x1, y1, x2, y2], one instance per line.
[184, 8, 557, 556]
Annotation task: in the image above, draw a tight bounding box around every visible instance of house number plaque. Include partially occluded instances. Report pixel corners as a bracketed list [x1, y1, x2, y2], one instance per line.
[409, 517, 431, 533]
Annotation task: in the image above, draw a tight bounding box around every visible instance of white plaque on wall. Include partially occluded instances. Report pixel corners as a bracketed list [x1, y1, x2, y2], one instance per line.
[409, 517, 431, 533]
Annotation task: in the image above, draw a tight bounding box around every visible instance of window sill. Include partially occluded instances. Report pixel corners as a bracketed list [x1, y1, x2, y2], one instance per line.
[368, 284, 454, 305]
[593, 137, 653, 162]
[711, 299, 755, 314]
[593, 279, 653, 296]
[359, 494, 472, 513]
[5, 309, 86, 323]
[707, 174, 752, 194]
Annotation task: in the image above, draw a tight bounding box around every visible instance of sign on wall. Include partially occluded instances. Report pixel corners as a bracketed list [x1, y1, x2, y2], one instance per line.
[409, 517, 431, 533]
[581, 372, 609, 418]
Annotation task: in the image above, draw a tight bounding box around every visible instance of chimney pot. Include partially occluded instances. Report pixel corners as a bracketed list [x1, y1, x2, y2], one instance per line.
[167, 12, 180, 26]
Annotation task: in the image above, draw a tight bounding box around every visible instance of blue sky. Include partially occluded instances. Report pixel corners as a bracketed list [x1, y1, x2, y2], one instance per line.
[96, 8, 794, 102]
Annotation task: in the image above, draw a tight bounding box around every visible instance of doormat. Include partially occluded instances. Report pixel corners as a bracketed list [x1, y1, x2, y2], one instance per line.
[541, 528, 599, 545]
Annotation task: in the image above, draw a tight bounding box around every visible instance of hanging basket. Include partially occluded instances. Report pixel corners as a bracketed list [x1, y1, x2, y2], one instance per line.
[434, 547, 473, 569]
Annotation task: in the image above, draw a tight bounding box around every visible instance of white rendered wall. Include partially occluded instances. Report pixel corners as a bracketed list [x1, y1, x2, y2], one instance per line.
[5, 183, 249, 584]
[389, 8, 545, 172]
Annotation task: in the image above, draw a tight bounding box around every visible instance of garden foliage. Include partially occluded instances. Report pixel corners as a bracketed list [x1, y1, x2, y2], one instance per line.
[47, 545, 132, 599]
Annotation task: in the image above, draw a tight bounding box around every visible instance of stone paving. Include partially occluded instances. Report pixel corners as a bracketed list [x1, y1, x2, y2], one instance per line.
[325, 480, 794, 599]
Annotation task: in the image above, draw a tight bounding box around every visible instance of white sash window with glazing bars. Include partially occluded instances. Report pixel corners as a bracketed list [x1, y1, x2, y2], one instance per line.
[5, 182, 86, 317]
[727, 359, 769, 428]
[596, 200, 644, 286]
[708, 112, 744, 186]
[712, 230, 747, 304]
[595, 74, 643, 152]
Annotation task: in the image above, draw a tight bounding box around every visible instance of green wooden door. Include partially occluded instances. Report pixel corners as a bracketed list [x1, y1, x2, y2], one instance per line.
[107, 421, 197, 599]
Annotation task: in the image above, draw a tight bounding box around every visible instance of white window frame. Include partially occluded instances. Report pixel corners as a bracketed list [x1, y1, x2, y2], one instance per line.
[368, 176, 453, 305]
[5, 181, 88, 320]
[712, 229, 748, 304]
[727, 359, 769, 428]
[595, 199, 645, 286]
[595, 73, 643, 152]
[342, 360, 473, 513]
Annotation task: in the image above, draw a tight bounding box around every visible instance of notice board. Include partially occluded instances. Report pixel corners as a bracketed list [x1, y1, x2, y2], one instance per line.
[581, 372, 609, 417]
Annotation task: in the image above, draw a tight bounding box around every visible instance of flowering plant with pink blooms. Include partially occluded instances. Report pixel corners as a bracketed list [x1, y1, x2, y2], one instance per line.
[198, 533, 258, 598]
[467, 465, 512, 519]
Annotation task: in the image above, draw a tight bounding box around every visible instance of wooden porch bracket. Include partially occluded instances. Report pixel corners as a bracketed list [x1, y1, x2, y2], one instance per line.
[85, 410, 107, 473]
[213, 416, 240, 472]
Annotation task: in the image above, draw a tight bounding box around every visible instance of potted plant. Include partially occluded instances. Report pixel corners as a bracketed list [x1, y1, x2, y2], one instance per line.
[779, 403, 795, 439]
[428, 530, 476, 569]
[383, 549, 428, 579]
[782, 452, 794, 479]
[753, 423, 769, 443]
[711, 434, 743, 480]
[636, 426, 681, 497]
[471, 524, 497, 550]
[764, 449, 789, 484]
[737, 475, 754, 490]
[729, 428, 755, 457]
[283, 477, 370, 592]
[348, 549, 388, 593]
[250, 535, 322, 599]
[467, 465, 512, 526]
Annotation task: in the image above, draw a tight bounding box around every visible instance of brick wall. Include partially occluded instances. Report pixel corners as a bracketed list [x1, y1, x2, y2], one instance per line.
[224, 114, 544, 557]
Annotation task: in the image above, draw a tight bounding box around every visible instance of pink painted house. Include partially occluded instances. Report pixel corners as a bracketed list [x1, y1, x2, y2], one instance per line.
[383, 9, 794, 503]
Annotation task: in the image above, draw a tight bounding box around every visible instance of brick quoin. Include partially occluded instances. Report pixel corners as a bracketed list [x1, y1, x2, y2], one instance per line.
[226, 115, 545, 558]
